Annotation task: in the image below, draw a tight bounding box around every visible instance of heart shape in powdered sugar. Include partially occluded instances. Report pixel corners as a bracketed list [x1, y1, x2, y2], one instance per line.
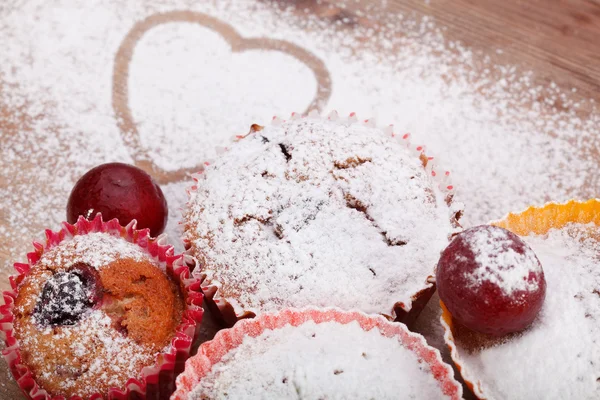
[112, 11, 332, 184]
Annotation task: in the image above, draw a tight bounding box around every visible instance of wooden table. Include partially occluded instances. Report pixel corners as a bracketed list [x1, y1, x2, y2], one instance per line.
[1, 0, 599, 398]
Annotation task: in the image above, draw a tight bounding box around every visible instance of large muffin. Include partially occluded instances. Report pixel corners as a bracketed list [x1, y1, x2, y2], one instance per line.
[184, 114, 461, 326]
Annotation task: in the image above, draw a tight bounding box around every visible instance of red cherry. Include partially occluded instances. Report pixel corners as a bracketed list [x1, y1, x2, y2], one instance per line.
[67, 163, 168, 236]
[436, 225, 546, 336]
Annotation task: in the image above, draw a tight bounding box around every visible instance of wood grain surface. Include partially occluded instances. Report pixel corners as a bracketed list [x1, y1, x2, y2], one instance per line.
[1, 0, 599, 398]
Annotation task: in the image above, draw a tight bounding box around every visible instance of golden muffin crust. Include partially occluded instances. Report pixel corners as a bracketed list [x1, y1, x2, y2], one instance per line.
[101, 258, 184, 351]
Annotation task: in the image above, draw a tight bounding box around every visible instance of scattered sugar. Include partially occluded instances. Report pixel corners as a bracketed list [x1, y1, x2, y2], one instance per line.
[13, 232, 155, 314]
[185, 117, 455, 316]
[462, 226, 542, 295]
[455, 223, 600, 399]
[1, 0, 599, 285]
[18, 309, 160, 397]
[129, 22, 317, 172]
[0, 3, 599, 396]
[190, 320, 451, 399]
[32, 272, 92, 326]
[39, 232, 148, 270]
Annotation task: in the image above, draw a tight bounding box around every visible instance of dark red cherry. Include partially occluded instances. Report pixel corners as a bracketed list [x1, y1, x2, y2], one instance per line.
[34, 263, 102, 326]
[67, 163, 167, 236]
[436, 225, 546, 336]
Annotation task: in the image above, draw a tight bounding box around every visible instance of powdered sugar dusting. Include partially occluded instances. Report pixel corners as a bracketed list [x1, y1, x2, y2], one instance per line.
[463, 226, 542, 295]
[129, 22, 318, 172]
[1, 0, 599, 283]
[32, 271, 94, 326]
[455, 223, 600, 399]
[17, 309, 160, 397]
[185, 117, 455, 316]
[0, 2, 596, 397]
[39, 232, 149, 270]
[13, 232, 155, 316]
[190, 320, 451, 400]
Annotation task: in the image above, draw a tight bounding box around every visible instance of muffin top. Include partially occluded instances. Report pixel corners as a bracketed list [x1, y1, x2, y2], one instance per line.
[13, 232, 184, 398]
[185, 116, 459, 318]
[445, 222, 600, 399]
[181, 310, 462, 400]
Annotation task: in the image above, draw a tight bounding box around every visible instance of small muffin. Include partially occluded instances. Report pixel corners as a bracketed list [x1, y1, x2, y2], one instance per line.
[184, 113, 461, 326]
[173, 308, 463, 399]
[2, 215, 203, 399]
[440, 200, 600, 399]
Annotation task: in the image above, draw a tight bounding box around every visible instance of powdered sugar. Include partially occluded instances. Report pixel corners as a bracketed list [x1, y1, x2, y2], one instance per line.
[17, 309, 160, 397]
[185, 117, 455, 316]
[451, 223, 600, 399]
[1, 0, 599, 282]
[462, 226, 542, 295]
[162, 180, 190, 252]
[39, 232, 149, 270]
[129, 22, 318, 172]
[0, 2, 599, 396]
[32, 271, 93, 326]
[190, 320, 452, 400]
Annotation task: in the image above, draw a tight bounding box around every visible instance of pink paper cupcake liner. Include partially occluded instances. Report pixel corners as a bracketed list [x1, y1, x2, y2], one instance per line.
[184, 111, 463, 328]
[172, 307, 463, 400]
[0, 214, 204, 400]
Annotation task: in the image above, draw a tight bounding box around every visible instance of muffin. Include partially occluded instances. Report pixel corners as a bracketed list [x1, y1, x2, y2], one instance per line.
[440, 200, 600, 399]
[184, 113, 462, 327]
[173, 307, 463, 399]
[1, 214, 203, 399]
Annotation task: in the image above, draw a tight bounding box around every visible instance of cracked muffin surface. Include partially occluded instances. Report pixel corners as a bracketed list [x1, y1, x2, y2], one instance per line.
[185, 116, 460, 321]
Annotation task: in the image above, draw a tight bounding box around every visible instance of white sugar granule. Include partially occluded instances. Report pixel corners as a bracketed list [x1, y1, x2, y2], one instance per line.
[185, 117, 455, 316]
[462, 226, 542, 296]
[39, 232, 149, 270]
[456, 223, 600, 399]
[190, 320, 451, 400]
[1, 0, 599, 283]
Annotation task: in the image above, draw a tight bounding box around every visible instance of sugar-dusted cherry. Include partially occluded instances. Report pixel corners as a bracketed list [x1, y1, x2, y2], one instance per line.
[67, 163, 168, 236]
[436, 225, 546, 336]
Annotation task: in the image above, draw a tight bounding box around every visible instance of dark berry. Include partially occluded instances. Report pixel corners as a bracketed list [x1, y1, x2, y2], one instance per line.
[69, 262, 103, 304]
[34, 263, 102, 326]
[436, 225, 546, 336]
[66, 163, 168, 237]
